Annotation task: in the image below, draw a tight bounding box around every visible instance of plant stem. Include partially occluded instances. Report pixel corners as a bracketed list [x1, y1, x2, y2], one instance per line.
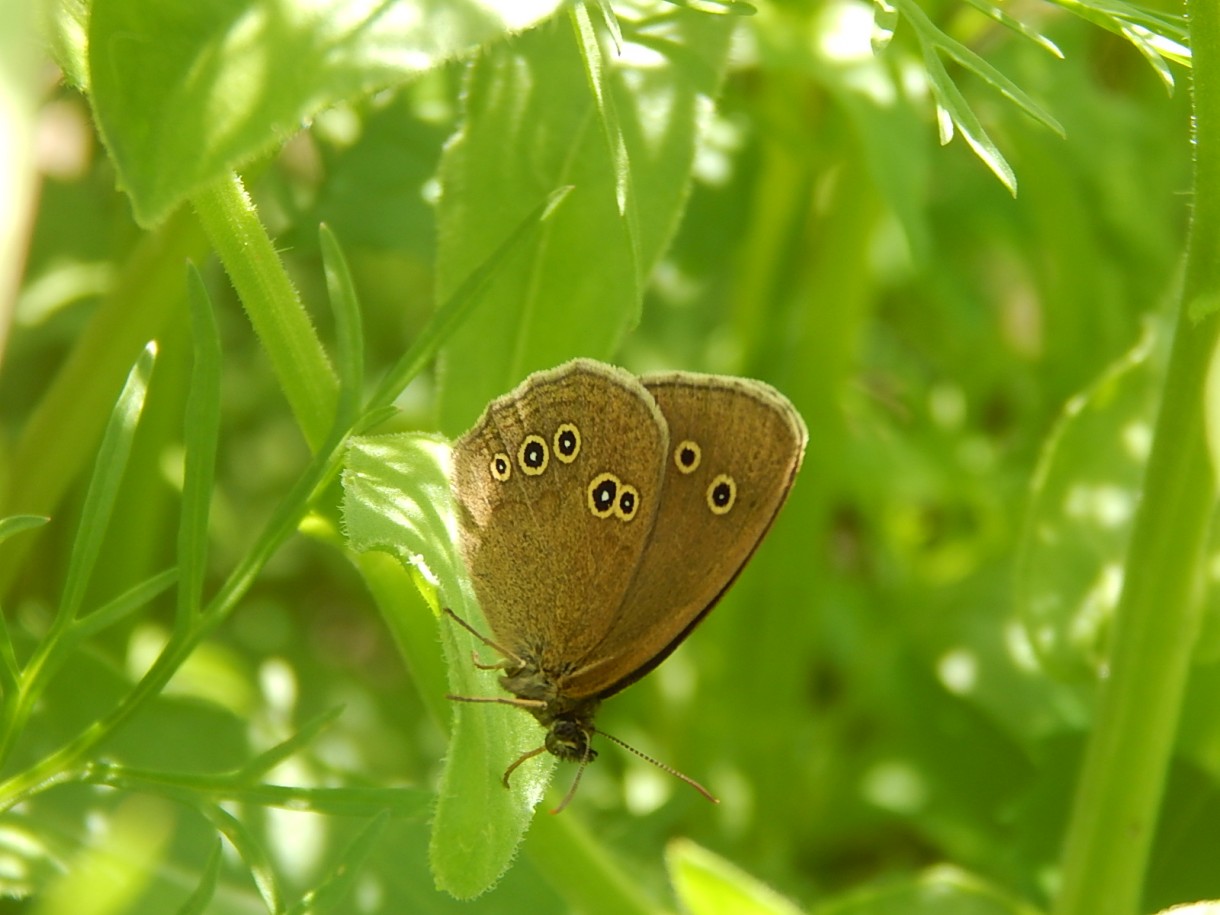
[191, 173, 338, 451]
[1053, 7, 1220, 913]
[0, 437, 347, 812]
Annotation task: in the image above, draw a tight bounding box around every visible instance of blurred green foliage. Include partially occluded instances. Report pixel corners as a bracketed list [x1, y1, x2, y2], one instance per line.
[0, 0, 1213, 913]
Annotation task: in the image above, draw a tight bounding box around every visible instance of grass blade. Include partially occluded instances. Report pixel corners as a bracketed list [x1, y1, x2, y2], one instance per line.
[320, 224, 364, 431]
[57, 342, 156, 632]
[236, 706, 344, 780]
[0, 515, 50, 545]
[178, 268, 221, 635]
[68, 568, 178, 646]
[174, 838, 222, 915]
[288, 812, 390, 915]
[368, 186, 572, 411]
[201, 802, 285, 914]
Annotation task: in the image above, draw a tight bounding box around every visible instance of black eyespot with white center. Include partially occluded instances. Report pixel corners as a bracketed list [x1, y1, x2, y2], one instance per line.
[707, 473, 736, 515]
[614, 484, 640, 522]
[490, 452, 512, 482]
[588, 473, 619, 518]
[554, 423, 581, 463]
[674, 440, 701, 474]
[518, 434, 549, 476]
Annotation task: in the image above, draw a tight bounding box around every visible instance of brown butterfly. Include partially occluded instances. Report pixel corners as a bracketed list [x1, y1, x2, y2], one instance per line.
[447, 359, 807, 808]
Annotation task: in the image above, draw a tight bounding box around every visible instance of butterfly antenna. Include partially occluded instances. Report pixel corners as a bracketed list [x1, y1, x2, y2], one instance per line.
[550, 747, 594, 815]
[594, 729, 719, 804]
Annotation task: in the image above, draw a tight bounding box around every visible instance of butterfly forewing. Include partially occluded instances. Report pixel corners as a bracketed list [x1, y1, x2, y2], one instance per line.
[450, 360, 670, 673]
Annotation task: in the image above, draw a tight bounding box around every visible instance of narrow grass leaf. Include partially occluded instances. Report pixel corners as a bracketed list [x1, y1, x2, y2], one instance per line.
[960, 0, 1064, 58]
[572, 2, 643, 291]
[0, 515, 50, 545]
[0, 615, 16, 694]
[1118, 22, 1176, 93]
[178, 268, 221, 633]
[0, 517, 47, 688]
[67, 568, 177, 646]
[590, 0, 624, 53]
[287, 812, 390, 915]
[872, 0, 899, 53]
[58, 342, 156, 629]
[1045, 0, 1189, 79]
[920, 43, 1017, 194]
[320, 224, 364, 430]
[201, 802, 285, 914]
[174, 838, 222, 915]
[368, 186, 573, 413]
[236, 706, 345, 780]
[935, 35, 1066, 136]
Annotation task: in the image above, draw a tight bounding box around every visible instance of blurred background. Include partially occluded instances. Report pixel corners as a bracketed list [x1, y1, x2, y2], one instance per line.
[0, 0, 1204, 912]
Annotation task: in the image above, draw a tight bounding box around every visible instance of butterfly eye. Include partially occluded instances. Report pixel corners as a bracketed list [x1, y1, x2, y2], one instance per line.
[706, 474, 736, 515]
[518, 435, 549, 476]
[554, 423, 581, 463]
[674, 440, 701, 474]
[490, 452, 512, 482]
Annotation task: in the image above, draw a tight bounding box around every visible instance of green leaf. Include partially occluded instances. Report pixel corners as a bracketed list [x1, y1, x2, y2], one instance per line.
[812, 864, 1043, 914]
[668, 838, 803, 915]
[1017, 321, 1166, 679]
[435, 7, 735, 434]
[87, 0, 567, 225]
[342, 432, 549, 897]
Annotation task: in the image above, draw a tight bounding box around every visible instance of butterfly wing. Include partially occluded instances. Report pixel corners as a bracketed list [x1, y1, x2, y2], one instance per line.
[450, 359, 669, 674]
[561, 372, 807, 699]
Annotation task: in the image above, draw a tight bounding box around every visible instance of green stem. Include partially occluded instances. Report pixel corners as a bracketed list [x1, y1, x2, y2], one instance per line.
[191, 173, 338, 452]
[1053, 8, 1220, 914]
[0, 437, 347, 812]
